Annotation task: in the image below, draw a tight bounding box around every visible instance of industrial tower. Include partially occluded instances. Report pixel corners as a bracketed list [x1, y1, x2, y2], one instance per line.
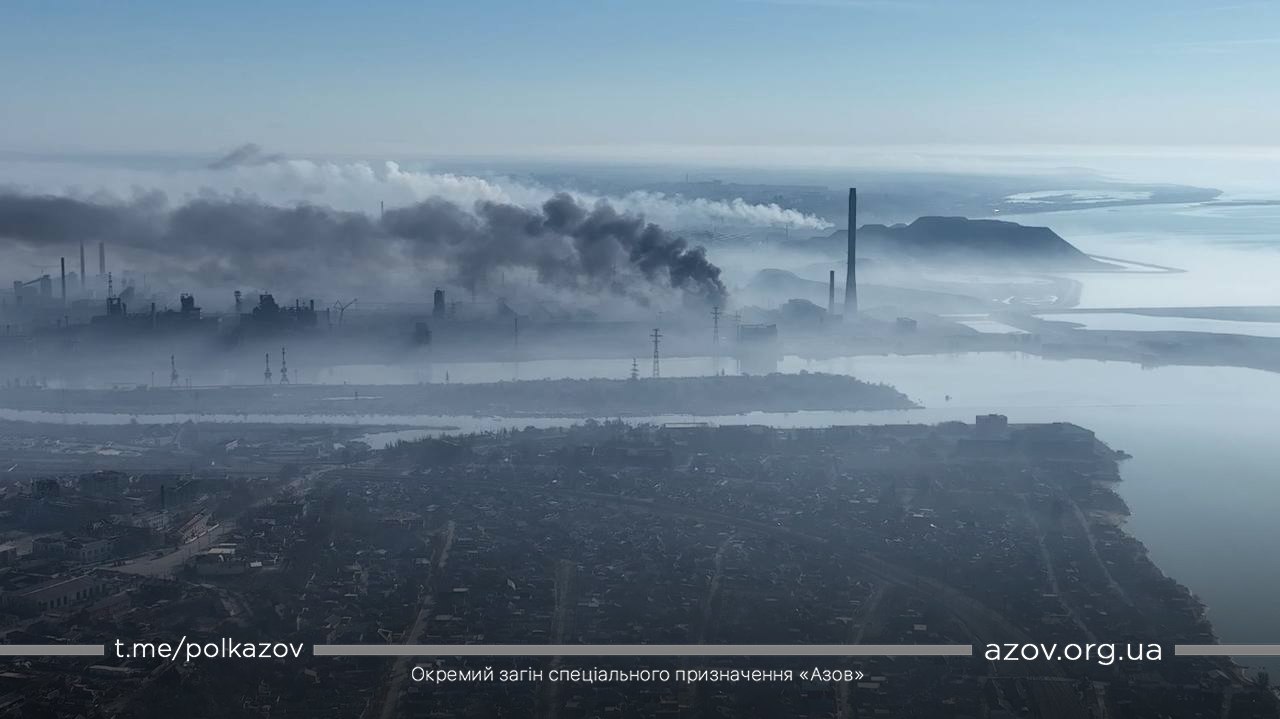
[279, 347, 289, 384]
[263, 353, 272, 384]
[844, 187, 858, 316]
[651, 328, 662, 379]
[169, 355, 179, 387]
[711, 305, 721, 375]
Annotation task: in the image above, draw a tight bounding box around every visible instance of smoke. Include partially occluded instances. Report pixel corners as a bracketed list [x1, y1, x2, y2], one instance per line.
[0, 190, 727, 307]
[198, 156, 833, 230]
[383, 193, 725, 304]
[602, 191, 830, 231]
[207, 143, 287, 170]
[0, 149, 833, 232]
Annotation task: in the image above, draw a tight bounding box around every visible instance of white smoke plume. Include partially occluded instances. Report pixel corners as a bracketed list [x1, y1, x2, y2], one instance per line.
[0, 145, 833, 231]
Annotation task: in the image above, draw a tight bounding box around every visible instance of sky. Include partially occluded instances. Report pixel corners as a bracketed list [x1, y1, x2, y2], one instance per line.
[1, 0, 1279, 157]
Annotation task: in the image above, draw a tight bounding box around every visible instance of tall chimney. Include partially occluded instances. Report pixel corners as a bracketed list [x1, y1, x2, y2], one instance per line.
[60, 258, 66, 304]
[79, 242, 86, 289]
[844, 188, 857, 315]
[98, 241, 105, 276]
[828, 270, 835, 316]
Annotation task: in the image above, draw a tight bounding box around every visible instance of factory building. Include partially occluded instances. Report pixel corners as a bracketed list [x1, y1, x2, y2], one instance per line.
[236, 294, 319, 335]
[0, 573, 110, 615]
[736, 323, 780, 374]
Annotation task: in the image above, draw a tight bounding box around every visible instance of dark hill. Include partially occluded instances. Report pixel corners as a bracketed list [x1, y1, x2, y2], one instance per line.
[798, 216, 1110, 270]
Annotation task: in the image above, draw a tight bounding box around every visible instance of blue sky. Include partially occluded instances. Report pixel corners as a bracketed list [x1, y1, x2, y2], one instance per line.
[2, 0, 1278, 156]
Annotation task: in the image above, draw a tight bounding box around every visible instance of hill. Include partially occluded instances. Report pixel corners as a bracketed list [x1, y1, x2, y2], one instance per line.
[796, 216, 1112, 270]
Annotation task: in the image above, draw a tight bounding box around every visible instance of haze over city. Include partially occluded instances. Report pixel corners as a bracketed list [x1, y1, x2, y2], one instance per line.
[0, 2, 1278, 718]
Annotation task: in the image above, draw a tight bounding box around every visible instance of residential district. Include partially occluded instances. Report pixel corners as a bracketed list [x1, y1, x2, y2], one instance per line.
[0, 415, 1273, 718]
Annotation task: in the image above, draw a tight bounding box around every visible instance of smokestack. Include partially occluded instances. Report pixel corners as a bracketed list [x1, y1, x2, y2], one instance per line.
[844, 188, 857, 315]
[60, 258, 66, 305]
[98, 241, 105, 276]
[79, 242, 85, 289]
[828, 270, 835, 316]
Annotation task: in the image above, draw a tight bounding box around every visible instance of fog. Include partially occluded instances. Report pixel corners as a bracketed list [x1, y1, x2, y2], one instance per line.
[3, 150, 1280, 711]
[1004, 203, 1280, 308]
[0, 145, 833, 231]
[0, 189, 736, 312]
[4, 150, 1278, 389]
[495, 144, 1280, 196]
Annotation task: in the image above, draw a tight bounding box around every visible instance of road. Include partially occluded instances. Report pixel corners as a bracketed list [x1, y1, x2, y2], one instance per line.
[378, 520, 455, 719]
[101, 464, 340, 578]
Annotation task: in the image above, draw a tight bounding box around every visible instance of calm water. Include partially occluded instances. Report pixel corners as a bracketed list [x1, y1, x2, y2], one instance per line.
[1004, 202, 1280, 309]
[849, 201, 1280, 660]
[1040, 312, 1280, 338]
[954, 319, 1030, 335]
[800, 353, 1280, 656]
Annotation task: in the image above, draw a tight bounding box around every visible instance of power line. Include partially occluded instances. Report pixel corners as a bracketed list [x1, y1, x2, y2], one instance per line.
[711, 305, 721, 375]
[651, 328, 662, 379]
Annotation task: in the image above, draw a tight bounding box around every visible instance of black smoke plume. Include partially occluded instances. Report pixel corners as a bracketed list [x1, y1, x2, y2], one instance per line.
[207, 143, 287, 170]
[0, 191, 727, 306]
